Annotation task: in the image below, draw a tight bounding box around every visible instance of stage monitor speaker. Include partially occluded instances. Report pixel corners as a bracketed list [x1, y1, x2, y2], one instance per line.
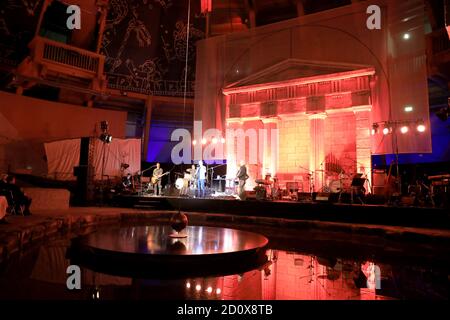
[315, 193, 330, 202]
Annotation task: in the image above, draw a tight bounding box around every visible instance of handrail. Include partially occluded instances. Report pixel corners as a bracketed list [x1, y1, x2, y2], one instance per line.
[29, 36, 105, 76]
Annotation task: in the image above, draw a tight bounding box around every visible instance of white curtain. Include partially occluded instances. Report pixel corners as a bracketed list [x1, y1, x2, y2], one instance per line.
[44, 138, 81, 180]
[92, 138, 141, 180]
[44, 138, 141, 181]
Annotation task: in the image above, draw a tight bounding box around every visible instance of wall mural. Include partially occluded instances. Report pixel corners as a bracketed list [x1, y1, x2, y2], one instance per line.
[0, 0, 205, 98]
[0, 0, 42, 67]
[102, 0, 205, 97]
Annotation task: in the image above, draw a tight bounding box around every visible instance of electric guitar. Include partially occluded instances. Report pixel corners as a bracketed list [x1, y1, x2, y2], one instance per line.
[151, 172, 169, 184]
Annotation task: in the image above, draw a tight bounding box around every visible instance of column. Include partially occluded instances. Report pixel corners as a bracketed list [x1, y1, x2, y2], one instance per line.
[143, 96, 153, 161]
[308, 113, 327, 192]
[353, 106, 372, 192]
[261, 117, 279, 178]
[225, 119, 243, 180]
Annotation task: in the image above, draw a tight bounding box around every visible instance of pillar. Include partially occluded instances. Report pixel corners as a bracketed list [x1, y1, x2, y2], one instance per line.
[353, 106, 372, 192]
[225, 119, 242, 180]
[308, 113, 327, 192]
[143, 96, 153, 161]
[261, 117, 279, 178]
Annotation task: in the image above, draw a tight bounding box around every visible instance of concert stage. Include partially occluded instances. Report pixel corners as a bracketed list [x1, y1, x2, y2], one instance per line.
[69, 225, 268, 279]
[114, 194, 450, 230]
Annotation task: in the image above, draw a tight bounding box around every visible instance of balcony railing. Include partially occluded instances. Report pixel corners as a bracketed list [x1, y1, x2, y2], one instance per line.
[29, 36, 105, 78]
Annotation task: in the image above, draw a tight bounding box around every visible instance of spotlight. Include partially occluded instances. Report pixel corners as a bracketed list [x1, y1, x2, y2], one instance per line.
[221, 137, 226, 143]
[201, 138, 207, 145]
[371, 123, 379, 135]
[206, 287, 213, 294]
[403, 33, 410, 40]
[186, 282, 191, 289]
[195, 284, 201, 292]
[216, 288, 221, 295]
[99, 133, 113, 143]
[192, 140, 197, 146]
[417, 123, 426, 133]
[212, 138, 218, 144]
[382, 127, 390, 135]
[404, 105, 413, 112]
[400, 126, 409, 134]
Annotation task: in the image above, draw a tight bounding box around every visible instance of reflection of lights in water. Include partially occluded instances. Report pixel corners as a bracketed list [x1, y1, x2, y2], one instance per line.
[362, 261, 381, 290]
[206, 286, 213, 294]
[92, 288, 100, 300]
[195, 284, 201, 291]
[223, 229, 233, 251]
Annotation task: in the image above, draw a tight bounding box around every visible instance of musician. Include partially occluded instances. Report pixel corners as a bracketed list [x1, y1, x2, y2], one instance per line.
[236, 161, 249, 200]
[195, 160, 206, 198]
[188, 164, 197, 188]
[152, 163, 164, 196]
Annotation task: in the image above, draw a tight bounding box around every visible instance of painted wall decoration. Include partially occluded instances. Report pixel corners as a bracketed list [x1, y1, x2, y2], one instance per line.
[0, 0, 205, 98]
[102, 0, 205, 97]
[0, 0, 42, 67]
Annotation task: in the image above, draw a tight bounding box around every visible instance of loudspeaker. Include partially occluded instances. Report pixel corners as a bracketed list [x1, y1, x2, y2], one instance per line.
[315, 192, 330, 202]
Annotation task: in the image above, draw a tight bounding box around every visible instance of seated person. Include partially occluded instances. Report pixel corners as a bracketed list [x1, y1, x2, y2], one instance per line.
[0, 174, 7, 189]
[0, 195, 7, 223]
[5, 175, 32, 216]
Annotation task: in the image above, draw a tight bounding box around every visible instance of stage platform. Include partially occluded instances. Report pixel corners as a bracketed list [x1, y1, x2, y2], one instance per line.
[114, 194, 450, 230]
[69, 225, 268, 278]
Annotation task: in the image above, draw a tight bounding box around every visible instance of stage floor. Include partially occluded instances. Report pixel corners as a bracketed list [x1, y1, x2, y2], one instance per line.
[114, 194, 450, 230]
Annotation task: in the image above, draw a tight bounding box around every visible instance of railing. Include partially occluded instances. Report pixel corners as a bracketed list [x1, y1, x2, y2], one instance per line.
[29, 36, 105, 76]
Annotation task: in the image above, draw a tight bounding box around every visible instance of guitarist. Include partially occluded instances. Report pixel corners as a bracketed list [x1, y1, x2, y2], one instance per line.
[152, 163, 164, 196]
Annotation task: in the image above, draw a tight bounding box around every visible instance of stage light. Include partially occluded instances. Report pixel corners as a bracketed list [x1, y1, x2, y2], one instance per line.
[371, 123, 379, 135]
[417, 123, 426, 132]
[221, 137, 226, 143]
[186, 282, 191, 289]
[192, 140, 197, 146]
[403, 33, 410, 40]
[201, 138, 207, 145]
[212, 137, 218, 144]
[404, 105, 413, 112]
[99, 133, 112, 143]
[206, 286, 213, 294]
[216, 288, 221, 295]
[400, 126, 409, 134]
[195, 284, 201, 292]
[382, 127, 390, 135]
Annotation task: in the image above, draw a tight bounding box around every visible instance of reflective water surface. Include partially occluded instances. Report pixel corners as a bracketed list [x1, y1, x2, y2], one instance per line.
[0, 225, 448, 300]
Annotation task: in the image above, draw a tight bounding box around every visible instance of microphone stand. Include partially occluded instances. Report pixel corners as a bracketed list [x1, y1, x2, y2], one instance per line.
[208, 163, 227, 193]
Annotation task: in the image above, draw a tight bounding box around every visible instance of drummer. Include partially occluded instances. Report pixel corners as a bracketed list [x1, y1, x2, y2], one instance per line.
[180, 164, 197, 196]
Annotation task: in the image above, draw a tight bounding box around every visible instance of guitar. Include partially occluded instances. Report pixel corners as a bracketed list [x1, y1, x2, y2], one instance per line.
[151, 172, 169, 184]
